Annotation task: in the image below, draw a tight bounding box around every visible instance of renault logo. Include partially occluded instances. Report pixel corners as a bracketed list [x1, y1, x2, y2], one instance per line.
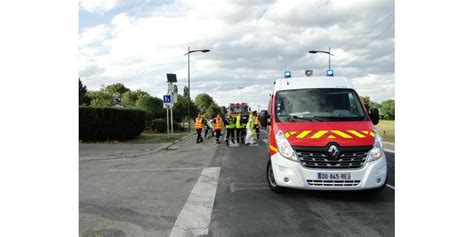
[328, 145, 340, 158]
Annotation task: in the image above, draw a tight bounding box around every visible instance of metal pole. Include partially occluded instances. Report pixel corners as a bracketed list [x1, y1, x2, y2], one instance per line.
[171, 103, 174, 135]
[329, 47, 331, 70]
[187, 46, 190, 133]
[166, 105, 169, 139]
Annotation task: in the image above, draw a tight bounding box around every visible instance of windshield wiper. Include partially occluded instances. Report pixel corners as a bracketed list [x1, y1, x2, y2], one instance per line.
[292, 116, 324, 122]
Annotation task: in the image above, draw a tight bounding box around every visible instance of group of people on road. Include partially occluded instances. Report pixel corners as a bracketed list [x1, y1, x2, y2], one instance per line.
[194, 111, 260, 145]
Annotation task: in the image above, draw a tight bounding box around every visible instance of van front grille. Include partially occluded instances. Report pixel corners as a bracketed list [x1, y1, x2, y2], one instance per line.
[307, 180, 361, 187]
[294, 145, 372, 169]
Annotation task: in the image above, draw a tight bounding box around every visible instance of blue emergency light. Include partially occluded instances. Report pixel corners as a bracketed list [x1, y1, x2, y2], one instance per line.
[284, 71, 291, 78]
[326, 69, 334, 77]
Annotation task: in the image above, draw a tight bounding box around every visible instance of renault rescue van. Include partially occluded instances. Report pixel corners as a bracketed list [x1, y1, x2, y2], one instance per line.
[259, 76, 387, 193]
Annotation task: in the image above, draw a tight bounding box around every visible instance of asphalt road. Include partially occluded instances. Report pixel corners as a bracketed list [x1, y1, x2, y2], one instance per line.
[80, 129, 394, 237]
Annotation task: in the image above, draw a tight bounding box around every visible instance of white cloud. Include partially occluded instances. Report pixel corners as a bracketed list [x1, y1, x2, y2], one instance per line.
[80, 0, 149, 13]
[79, 0, 395, 109]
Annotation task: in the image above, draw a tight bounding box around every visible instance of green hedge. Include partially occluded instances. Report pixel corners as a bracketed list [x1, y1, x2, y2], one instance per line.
[79, 106, 145, 141]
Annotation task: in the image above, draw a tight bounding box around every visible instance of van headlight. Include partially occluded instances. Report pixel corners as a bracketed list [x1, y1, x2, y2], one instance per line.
[368, 132, 384, 162]
[275, 130, 298, 161]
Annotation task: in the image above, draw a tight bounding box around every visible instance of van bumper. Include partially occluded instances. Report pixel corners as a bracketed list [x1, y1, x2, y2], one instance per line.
[270, 152, 387, 190]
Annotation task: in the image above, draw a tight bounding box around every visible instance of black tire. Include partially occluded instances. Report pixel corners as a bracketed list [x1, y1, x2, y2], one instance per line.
[266, 160, 285, 193]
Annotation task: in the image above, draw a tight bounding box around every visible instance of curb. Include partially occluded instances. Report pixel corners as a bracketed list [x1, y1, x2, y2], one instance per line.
[81, 133, 194, 161]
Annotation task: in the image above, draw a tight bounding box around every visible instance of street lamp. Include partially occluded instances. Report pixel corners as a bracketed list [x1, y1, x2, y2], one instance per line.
[238, 86, 244, 104]
[308, 48, 334, 76]
[184, 47, 210, 132]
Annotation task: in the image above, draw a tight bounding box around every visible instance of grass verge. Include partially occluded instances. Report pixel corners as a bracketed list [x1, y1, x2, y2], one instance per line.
[129, 131, 189, 144]
[375, 120, 395, 143]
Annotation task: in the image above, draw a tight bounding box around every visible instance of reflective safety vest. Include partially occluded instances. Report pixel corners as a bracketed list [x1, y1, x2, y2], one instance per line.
[194, 117, 203, 129]
[225, 116, 235, 129]
[214, 117, 223, 130]
[253, 116, 259, 126]
[246, 114, 254, 129]
[236, 115, 243, 129]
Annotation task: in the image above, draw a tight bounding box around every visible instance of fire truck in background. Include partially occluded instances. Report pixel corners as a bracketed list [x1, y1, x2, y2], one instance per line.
[227, 103, 250, 116]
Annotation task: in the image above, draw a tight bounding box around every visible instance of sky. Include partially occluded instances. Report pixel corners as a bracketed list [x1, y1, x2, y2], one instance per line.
[79, 0, 394, 110]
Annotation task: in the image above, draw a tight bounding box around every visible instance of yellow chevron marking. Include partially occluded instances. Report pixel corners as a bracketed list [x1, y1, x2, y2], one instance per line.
[296, 130, 312, 138]
[347, 130, 366, 138]
[310, 130, 328, 139]
[331, 130, 353, 139]
[362, 130, 369, 135]
[328, 135, 336, 139]
[285, 131, 296, 138]
[370, 131, 375, 137]
[269, 145, 278, 152]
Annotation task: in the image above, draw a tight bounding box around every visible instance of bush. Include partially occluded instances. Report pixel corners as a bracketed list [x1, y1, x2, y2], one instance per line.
[151, 118, 185, 133]
[79, 106, 146, 141]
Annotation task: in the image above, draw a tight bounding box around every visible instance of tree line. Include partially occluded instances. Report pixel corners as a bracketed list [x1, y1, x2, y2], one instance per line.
[79, 79, 226, 130]
[361, 96, 395, 120]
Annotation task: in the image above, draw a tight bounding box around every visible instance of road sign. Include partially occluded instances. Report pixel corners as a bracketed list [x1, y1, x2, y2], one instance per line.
[164, 95, 171, 104]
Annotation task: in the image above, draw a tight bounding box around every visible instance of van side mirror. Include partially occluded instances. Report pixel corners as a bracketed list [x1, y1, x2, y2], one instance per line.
[369, 108, 379, 125]
[259, 110, 270, 127]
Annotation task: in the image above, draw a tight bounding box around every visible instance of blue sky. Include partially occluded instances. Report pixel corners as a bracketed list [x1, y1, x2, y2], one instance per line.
[79, 0, 394, 109]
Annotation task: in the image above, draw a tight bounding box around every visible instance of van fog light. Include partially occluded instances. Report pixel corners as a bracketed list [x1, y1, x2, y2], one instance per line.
[284, 177, 289, 182]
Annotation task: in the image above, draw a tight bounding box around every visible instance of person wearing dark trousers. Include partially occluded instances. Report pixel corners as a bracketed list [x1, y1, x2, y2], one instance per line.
[203, 117, 210, 139]
[213, 114, 223, 144]
[224, 114, 236, 145]
[194, 114, 204, 143]
[239, 112, 249, 143]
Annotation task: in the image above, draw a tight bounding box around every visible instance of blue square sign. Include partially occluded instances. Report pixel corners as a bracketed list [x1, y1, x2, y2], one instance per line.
[163, 95, 171, 103]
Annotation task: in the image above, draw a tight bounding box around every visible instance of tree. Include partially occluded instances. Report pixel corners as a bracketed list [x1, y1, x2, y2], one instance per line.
[103, 83, 130, 100]
[360, 96, 381, 111]
[79, 78, 89, 105]
[380, 99, 395, 120]
[173, 94, 197, 123]
[86, 91, 114, 107]
[135, 95, 164, 119]
[194, 93, 217, 115]
[219, 106, 227, 115]
[183, 86, 189, 98]
[121, 89, 150, 106]
[204, 103, 220, 119]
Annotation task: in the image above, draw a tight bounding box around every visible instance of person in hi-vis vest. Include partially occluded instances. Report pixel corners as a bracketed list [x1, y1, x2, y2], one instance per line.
[213, 114, 223, 144]
[194, 114, 204, 143]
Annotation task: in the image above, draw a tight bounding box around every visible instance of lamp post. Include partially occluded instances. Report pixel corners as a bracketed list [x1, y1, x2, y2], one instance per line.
[184, 47, 210, 132]
[238, 86, 244, 104]
[308, 48, 334, 76]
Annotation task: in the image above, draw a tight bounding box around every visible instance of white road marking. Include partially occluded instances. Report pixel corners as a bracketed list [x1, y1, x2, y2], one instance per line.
[387, 184, 395, 190]
[109, 168, 202, 172]
[169, 167, 221, 237]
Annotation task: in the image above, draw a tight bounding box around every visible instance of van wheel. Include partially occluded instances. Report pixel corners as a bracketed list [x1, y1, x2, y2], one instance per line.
[266, 160, 284, 193]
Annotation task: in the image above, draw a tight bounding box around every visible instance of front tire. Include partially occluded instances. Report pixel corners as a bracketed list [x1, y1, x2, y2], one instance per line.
[266, 160, 285, 193]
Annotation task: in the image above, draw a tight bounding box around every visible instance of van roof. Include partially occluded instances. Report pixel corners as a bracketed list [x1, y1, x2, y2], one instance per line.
[273, 76, 354, 93]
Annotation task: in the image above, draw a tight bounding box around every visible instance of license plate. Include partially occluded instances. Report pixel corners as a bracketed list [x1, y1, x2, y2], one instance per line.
[317, 172, 352, 180]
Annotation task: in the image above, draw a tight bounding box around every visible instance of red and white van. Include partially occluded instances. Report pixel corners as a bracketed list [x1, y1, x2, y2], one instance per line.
[259, 76, 387, 193]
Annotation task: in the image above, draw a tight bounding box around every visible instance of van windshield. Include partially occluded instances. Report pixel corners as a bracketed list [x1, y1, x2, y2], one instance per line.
[275, 88, 367, 122]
